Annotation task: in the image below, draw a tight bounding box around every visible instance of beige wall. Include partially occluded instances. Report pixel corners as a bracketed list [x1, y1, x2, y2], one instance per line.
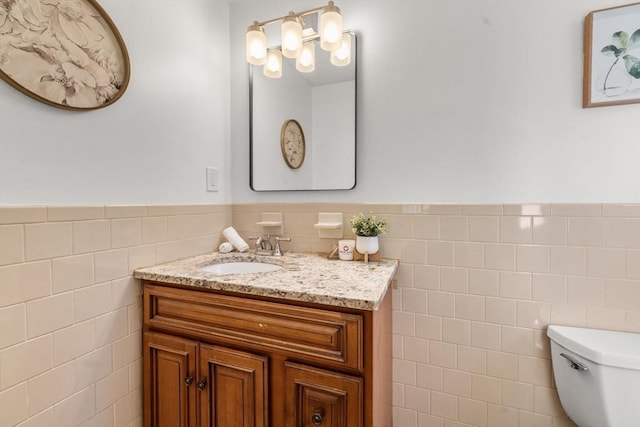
[0, 205, 231, 427]
[2, 202, 639, 427]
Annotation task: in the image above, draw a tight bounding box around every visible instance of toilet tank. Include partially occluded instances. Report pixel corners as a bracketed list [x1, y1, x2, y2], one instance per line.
[547, 325, 640, 427]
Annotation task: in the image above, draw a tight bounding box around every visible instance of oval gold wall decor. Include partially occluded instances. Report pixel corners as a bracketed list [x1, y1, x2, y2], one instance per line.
[0, 0, 130, 110]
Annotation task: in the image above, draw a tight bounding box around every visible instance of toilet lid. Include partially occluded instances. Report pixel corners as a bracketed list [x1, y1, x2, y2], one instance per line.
[547, 325, 640, 370]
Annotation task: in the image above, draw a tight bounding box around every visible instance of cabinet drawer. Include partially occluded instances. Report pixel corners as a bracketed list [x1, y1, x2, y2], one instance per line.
[284, 362, 363, 427]
[144, 283, 364, 371]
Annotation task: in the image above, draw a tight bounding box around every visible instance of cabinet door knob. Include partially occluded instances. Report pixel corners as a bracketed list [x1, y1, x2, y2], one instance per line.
[311, 409, 323, 426]
[196, 379, 207, 391]
[184, 376, 194, 386]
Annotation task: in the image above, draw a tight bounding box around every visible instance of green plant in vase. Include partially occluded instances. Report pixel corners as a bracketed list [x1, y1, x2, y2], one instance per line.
[350, 213, 387, 263]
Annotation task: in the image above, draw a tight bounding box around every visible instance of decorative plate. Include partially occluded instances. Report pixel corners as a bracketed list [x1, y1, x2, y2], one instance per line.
[0, 0, 130, 110]
[280, 119, 306, 169]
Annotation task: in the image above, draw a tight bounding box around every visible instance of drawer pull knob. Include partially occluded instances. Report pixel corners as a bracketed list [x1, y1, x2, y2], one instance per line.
[196, 379, 207, 391]
[311, 409, 323, 425]
[184, 376, 194, 386]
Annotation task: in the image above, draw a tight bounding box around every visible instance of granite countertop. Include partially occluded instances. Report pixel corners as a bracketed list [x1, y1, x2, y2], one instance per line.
[133, 252, 398, 310]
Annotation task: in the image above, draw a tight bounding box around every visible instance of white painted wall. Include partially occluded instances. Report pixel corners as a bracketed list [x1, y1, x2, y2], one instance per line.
[0, 0, 230, 206]
[2, 0, 639, 206]
[230, 0, 640, 203]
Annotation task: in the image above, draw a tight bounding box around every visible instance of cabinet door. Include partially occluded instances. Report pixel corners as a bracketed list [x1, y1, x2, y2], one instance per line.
[199, 344, 269, 427]
[144, 332, 198, 427]
[284, 362, 363, 427]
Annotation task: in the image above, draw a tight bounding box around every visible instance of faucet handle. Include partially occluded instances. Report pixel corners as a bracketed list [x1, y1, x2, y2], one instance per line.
[273, 237, 291, 256]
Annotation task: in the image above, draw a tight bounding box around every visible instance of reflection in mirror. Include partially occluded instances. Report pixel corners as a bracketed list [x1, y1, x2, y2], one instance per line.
[250, 31, 356, 191]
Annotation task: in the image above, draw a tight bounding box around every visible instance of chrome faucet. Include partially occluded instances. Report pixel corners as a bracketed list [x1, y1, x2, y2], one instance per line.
[249, 235, 291, 256]
[256, 235, 273, 251]
[249, 235, 273, 255]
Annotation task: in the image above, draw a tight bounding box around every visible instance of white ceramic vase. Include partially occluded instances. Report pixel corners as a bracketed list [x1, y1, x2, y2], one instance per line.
[356, 235, 379, 258]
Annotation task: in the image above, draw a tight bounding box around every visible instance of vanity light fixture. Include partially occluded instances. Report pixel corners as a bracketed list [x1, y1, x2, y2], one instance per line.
[330, 32, 351, 66]
[281, 12, 303, 58]
[296, 41, 316, 73]
[246, 1, 349, 78]
[263, 49, 283, 78]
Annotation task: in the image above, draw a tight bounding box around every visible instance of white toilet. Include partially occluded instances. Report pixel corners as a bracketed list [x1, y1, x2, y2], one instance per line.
[547, 325, 640, 427]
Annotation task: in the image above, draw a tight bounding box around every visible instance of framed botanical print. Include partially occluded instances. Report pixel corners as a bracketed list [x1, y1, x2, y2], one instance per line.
[583, 2, 640, 108]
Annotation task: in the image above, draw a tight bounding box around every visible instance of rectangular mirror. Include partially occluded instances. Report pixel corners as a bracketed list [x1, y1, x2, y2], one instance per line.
[250, 31, 356, 191]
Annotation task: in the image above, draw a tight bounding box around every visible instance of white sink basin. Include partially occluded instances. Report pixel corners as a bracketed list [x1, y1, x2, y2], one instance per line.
[199, 262, 282, 274]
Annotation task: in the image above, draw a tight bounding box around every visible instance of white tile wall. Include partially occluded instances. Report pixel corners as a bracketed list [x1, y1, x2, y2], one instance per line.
[28, 362, 75, 416]
[1, 335, 53, 390]
[1, 203, 638, 426]
[26, 294, 74, 338]
[231, 203, 640, 427]
[0, 204, 230, 427]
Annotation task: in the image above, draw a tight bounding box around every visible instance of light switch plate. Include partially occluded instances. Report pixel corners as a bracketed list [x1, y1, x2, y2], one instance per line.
[206, 167, 218, 192]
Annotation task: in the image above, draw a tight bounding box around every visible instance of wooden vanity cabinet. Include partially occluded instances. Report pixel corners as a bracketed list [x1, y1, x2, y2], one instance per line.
[142, 281, 392, 427]
[144, 332, 268, 427]
[144, 332, 197, 427]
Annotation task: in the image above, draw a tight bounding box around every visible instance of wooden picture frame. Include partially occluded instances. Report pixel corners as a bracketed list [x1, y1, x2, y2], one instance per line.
[0, 0, 130, 110]
[583, 2, 640, 108]
[280, 119, 306, 169]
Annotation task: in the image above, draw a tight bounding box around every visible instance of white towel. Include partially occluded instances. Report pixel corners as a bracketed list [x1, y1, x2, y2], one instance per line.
[218, 242, 234, 253]
[222, 227, 249, 252]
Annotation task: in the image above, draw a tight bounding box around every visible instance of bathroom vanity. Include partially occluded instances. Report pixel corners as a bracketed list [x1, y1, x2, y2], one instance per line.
[134, 252, 397, 427]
